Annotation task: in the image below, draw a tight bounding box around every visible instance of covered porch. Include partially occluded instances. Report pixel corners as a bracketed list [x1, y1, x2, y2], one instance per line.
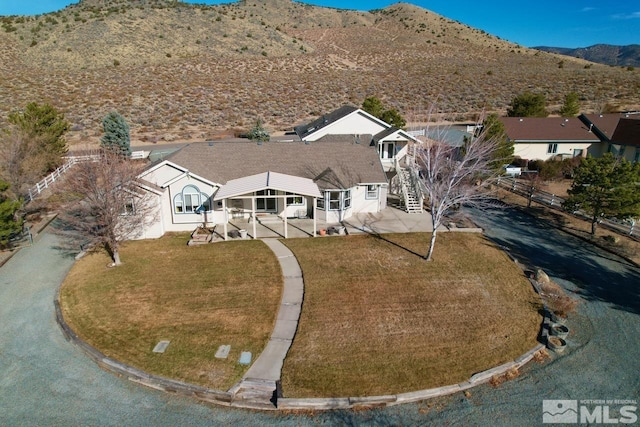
[213, 171, 323, 240]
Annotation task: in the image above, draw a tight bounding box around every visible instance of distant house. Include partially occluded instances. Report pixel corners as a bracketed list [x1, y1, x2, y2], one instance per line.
[294, 105, 418, 173]
[500, 116, 600, 161]
[500, 113, 640, 162]
[579, 113, 640, 163]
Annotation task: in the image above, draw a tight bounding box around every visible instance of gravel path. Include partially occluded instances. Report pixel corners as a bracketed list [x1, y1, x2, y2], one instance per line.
[1, 210, 638, 426]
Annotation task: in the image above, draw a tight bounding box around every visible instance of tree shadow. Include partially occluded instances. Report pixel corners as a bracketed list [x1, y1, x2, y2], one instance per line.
[468, 207, 640, 315]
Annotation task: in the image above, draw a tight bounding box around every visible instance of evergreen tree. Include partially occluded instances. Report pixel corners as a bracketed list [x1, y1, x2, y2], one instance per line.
[482, 113, 514, 172]
[564, 153, 640, 235]
[362, 96, 384, 118]
[362, 96, 407, 128]
[8, 102, 69, 172]
[101, 111, 131, 157]
[0, 179, 23, 249]
[380, 108, 407, 128]
[247, 119, 270, 142]
[559, 92, 580, 117]
[507, 92, 549, 117]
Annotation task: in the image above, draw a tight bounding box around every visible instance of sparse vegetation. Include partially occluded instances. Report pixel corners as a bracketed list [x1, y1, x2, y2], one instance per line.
[0, 0, 637, 147]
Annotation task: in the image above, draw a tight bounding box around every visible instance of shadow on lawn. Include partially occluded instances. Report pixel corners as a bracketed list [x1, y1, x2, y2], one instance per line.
[344, 215, 426, 260]
[468, 207, 640, 315]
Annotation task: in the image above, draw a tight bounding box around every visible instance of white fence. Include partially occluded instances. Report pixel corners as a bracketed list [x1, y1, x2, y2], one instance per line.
[495, 177, 638, 239]
[25, 154, 101, 203]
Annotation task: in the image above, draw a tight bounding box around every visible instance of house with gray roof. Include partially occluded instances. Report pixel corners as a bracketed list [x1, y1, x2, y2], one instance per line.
[135, 138, 389, 239]
[294, 105, 419, 173]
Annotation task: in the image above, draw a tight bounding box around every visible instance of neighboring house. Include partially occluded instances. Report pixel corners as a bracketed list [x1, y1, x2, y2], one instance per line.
[500, 116, 600, 161]
[579, 113, 640, 163]
[294, 105, 418, 173]
[500, 113, 640, 162]
[135, 137, 389, 239]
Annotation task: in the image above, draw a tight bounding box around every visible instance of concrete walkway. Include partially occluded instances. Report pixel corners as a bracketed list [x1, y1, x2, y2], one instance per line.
[228, 239, 304, 408]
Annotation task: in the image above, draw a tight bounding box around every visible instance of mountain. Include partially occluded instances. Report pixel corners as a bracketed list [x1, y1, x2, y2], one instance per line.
[534, 44, 640, 67]
[0, 0, 638, 146]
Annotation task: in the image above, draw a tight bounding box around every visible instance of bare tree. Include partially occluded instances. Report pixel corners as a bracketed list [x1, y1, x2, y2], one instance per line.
[0, 126, 48, 198]
[415, 123, 501, 261]
[57, 148, 156, 266]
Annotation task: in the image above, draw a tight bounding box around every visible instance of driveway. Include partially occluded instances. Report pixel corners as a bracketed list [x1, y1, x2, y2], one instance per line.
[0, 210, 638, 426]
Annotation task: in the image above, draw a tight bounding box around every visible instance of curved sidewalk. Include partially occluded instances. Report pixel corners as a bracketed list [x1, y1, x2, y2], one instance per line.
[228, 239, 304, 408]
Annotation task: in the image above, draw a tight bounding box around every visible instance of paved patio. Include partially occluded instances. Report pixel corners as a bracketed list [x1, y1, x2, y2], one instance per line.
[215, 206, 440, 241]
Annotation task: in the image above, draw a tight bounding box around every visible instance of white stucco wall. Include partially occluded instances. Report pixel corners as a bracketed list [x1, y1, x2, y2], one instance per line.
[514, 142, 594, 161]
[304, 113, 388, 141]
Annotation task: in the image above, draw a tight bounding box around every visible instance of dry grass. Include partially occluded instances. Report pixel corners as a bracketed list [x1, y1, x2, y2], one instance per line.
[59, 233, 282, 390]
[281, 232, 542, 397]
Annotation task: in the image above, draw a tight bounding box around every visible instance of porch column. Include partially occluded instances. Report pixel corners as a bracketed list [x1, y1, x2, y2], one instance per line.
[222, 199, 228, 241]
[313, 197, 317, 237]
[283, 195, 288, 239]
[252, 196, 257, 239]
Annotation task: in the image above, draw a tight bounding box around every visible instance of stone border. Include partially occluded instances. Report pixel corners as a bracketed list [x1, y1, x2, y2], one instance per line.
[55, 239, 548, 412]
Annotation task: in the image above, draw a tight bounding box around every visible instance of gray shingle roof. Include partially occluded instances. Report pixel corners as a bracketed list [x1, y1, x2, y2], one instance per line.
[162, 139, 387, 190]
[293, 105, 358, 140]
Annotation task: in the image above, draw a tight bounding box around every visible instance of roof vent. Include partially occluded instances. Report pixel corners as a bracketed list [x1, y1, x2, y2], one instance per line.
[519, 118, 524, 122]
[257, 141, 263, 146]
[208, 141, 214, 146]
[304, 140, 310, 145]
[564, 118, 569, 122]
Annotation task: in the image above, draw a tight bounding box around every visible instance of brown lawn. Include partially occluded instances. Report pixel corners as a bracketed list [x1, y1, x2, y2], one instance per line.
[281, 232, 542, 397]
[59, 234, 282, 390]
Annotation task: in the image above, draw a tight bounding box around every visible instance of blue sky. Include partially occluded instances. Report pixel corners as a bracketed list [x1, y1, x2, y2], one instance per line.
[0, 0, 638, 48]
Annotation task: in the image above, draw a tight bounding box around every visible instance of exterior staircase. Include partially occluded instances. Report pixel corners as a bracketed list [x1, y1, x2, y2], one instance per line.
[398, 166, 424, 214]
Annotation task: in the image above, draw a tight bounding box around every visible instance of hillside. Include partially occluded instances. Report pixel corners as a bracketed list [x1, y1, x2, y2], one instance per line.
[534, 44, 640, 68]
[1, 0, 639, 146]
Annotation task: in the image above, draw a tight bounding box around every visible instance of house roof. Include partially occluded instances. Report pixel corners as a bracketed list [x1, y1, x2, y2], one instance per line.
[578, 113, 630, 141]
[161, 139, 387, 190]
[610, 118, 640, 147]
[293, 105, 359, 140]
[500, 117, 600, 143]
[214, 171, 321, 200]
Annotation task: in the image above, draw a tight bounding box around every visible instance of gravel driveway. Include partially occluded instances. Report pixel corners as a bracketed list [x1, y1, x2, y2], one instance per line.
[0, 210, 638, 426]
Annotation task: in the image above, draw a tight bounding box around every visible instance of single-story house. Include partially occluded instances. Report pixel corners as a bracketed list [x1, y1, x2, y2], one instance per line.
[135, 136, 389, 239]
[294, 105, 418, 173]
[579, 113, 640, 163]
[500, 116, 601, 161]
[500, 113, 640, 162]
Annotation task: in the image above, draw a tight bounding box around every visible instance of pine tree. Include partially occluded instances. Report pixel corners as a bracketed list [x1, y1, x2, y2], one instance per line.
[8, 102, 69, 173]
[101, 111, 131, 156]
[507, 92, 549, 117]
[559, 92, 580, 117]
[564, 153, 640, 235]
[0, 179, 23, 249]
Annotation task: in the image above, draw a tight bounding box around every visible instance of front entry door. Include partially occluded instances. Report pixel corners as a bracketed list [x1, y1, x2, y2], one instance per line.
[256, 189, 277, 212]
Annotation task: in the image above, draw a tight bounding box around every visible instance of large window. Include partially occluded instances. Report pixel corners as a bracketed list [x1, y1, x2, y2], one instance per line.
[286, 192, 304, 206]
[174, 185, 211, 214]
[366, 185, 378, 199]
[547, 143, 558, 154]
[321, 190, 352, 211]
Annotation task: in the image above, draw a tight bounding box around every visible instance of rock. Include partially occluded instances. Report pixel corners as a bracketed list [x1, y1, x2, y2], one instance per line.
[535, 268, 550, 284]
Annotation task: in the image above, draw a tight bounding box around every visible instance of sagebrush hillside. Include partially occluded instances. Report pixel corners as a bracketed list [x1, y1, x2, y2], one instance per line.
[1, 0, 638, 146]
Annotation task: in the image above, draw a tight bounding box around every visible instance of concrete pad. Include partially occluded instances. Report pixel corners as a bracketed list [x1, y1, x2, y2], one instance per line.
[215, 345, 231, 359]
[239, 352, 252, 365]
[152, 340, 170, 353]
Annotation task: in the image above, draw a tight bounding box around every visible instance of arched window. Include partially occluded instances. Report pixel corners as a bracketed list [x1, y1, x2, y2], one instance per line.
[174, 185, 211, 214]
